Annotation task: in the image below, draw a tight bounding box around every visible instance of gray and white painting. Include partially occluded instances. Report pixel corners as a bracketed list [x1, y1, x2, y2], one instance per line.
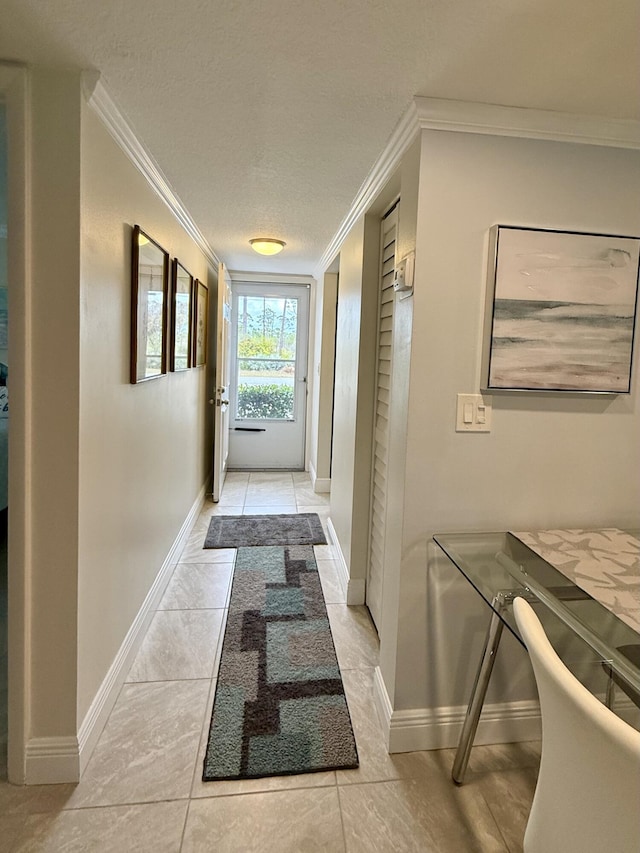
[487, 227, 640, 392]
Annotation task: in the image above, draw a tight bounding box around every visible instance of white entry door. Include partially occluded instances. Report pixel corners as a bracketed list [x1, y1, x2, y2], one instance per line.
[212, 263, 232, 501]
[228, 282, 309, 470]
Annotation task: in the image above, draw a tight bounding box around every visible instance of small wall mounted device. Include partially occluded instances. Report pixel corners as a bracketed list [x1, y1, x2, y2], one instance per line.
[393, 251, 415, 295]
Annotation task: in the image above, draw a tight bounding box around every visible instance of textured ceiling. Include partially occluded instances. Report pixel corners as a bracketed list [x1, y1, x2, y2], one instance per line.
[1, 0, 638, 273]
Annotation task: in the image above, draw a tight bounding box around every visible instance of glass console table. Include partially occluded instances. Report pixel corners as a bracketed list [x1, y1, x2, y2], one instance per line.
[432, 530, 640, 784]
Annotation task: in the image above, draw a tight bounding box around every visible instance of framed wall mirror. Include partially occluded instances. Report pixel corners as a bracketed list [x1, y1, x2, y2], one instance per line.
[171, 259, 193, 371]
[130, 225, 169, 383]
[193, 278, 209, 367]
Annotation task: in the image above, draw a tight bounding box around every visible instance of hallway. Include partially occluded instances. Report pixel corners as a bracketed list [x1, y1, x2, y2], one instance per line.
[0, 473, 537, 851]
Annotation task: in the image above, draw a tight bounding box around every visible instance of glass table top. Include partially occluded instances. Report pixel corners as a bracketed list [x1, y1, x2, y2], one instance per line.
[433, 530, 640, 699]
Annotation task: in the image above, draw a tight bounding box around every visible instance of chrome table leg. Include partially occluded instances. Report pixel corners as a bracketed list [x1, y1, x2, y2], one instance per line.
[452, 600, 505, 785]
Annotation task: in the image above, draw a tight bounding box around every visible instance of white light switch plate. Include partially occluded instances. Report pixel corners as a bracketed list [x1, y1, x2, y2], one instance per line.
[456, 393, 492, 432]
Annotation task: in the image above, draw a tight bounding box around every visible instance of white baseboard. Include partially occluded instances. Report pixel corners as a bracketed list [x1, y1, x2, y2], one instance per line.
[69, 484, 206, 781]
[308, 461, 331, 494]
[326, 517, 365, 605]
[372, 665, 541, 753]
[24, 737, 80, 785]
[372, 666, 393, 750]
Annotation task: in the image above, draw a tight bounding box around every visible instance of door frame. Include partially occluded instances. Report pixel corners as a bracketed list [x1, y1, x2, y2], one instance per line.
[1, 62, 29, 784]
[227, 279, 310, 470]
[212, 262, 232, 500]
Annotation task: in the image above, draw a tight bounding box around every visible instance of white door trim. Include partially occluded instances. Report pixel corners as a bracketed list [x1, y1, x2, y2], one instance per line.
[1, 61, 30, 784]
[228, 282, 310, 470]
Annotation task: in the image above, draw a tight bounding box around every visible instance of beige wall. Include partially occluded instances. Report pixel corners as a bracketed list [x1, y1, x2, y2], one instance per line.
[385, 130, 640, 712]
[77, 102, 213, 722]
[12, 67, 215, 776]
[330, 218, 378, 582]
[377, 141, 420, 699]
[28, 69, 83, 740]
[308, 272, 337, 486]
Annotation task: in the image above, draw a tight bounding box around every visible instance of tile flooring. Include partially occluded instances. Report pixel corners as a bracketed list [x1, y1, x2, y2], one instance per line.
[0, 472, 538, 851]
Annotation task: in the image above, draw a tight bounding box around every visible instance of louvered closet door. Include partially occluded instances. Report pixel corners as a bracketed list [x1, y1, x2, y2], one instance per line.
[366, 203, 398, 631]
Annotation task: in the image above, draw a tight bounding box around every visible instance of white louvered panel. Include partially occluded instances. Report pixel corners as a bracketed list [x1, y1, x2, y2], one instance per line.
[370, 532, 384, 564]
[371, 506, 385, 538]
[382, 239, 395, 260]
[374, 421, 388, 446]
[380, 300, 393, 319]
[376, 430, 389, 453]
[370, 543, 384, 573]
[371, 510, 385, 543]
[373, 482, 386, 510]
[376, 399, 389, 421]
[381, 284, 395, 301]
[381, 257, 395, 278]
[374, 455, 387, 482]
[374, 440, 387, 468]
[376, 388, 389, 412]
[377, 371, 390, 391]
[366, 203, 398, 632]
[373, 454, 386, 482]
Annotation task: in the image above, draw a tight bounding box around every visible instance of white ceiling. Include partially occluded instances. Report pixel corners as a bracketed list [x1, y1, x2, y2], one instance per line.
[1, 0, 638, 274]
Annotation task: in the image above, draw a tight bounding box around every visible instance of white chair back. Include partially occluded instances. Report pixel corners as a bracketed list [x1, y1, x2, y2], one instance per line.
[513, 597, 640, 853]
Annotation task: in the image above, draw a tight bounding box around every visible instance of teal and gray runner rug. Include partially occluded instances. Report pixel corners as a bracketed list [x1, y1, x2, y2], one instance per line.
[203, 545, 359, 781]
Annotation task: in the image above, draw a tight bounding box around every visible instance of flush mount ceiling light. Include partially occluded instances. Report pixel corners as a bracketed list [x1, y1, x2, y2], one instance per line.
[250, 238, 286, 256]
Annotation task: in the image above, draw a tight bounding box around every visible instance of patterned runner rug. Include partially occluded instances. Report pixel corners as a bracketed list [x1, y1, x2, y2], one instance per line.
[203, 545, 358, 781]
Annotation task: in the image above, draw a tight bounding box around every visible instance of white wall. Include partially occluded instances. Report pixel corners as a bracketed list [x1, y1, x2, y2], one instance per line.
[7, 67, 215, 782]
[28, 69, 83, 744]
[78, 102, 213, 724]
[329, 218, 378, 584]
[377, 141, 420, 700]
[308, 272, 337, 489]
[384, 129, 640, 716]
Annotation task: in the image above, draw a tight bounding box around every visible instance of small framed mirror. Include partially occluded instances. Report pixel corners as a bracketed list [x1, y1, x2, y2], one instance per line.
[131, 225, 169, 383]
[171, 259, 193, 371]
[193, 279, 209, 367]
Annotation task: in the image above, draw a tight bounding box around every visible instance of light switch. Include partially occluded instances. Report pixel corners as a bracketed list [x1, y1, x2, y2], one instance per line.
[456, 393, 492, 432]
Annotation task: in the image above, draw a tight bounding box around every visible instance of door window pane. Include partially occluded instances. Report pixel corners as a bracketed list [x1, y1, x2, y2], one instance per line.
[235, 295, 297, 420]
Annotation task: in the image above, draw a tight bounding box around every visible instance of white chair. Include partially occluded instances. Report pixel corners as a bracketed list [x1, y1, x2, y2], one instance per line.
[513, 597, 640, 853]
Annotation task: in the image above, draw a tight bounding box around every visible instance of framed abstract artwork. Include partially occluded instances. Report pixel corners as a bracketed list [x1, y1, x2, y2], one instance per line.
[193, 278, 209, 367]
[482, 226, 640, 393]
[130, 225, 169, 383]
[170, 259, 193, 371]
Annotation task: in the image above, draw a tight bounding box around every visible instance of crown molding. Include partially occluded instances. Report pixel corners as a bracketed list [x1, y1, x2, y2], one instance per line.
[413, 96, 640, 149]
[315, 96, 640, 277]
[229, 270, 314, 285]
[314, 100, 421, 279]
[84, 75, 221, 269]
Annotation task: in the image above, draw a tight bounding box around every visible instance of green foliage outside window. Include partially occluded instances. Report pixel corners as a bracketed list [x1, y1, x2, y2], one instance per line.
[237, 383, 294, 419]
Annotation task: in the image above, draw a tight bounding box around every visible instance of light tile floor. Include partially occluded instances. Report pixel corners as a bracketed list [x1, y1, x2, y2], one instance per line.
[0, 472, 538, 852]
